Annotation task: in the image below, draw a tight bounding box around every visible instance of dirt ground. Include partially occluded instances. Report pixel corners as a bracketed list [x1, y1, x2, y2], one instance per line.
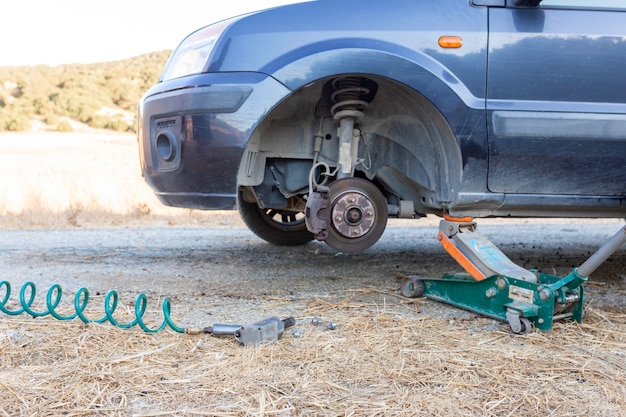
[1, 217, 625, 416]
[1, 131, 625, 415]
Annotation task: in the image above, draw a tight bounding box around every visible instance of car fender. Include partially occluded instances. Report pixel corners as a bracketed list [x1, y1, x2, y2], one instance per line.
[267, 42, 483, 114]
[263, 45, 481, 206]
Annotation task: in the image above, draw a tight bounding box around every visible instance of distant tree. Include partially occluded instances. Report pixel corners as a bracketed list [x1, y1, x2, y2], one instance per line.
[0, 50, 171, 133]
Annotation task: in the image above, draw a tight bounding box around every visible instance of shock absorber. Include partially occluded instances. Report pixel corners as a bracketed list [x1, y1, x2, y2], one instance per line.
[330, 76, 371, 179]
[305, 77, 388, 252]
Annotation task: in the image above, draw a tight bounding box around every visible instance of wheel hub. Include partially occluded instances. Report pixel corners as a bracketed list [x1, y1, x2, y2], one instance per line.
[331, 191, 376, 239]
[304, 177, 387, 254]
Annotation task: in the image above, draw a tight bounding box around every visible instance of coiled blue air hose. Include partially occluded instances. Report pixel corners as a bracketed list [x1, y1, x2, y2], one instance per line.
[0, 280, 185, 333]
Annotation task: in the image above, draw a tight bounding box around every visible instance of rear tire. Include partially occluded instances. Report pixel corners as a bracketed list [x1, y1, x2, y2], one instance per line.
[237, 189, 314, 246]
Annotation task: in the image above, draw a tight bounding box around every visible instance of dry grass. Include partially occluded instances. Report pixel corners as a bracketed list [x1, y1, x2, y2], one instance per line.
[1, 297, 625, 416]
[1, 132, 625, 416]
[0, 132, 243, 229]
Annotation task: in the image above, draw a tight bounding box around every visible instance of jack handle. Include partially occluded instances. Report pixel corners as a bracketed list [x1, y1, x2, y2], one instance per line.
[576, 225, 626, 278]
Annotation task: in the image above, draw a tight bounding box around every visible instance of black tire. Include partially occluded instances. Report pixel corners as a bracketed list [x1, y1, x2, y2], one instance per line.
[237, 190, 314, 246]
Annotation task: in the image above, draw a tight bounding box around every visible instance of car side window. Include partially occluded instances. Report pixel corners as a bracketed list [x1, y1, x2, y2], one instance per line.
[541, 0, 626, 10]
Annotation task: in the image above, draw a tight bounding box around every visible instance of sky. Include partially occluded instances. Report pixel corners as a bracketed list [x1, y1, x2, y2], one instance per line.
[1, 0, 305, 67]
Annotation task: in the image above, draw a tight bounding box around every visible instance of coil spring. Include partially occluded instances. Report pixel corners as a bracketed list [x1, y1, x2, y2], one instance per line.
[0, 280, 185, 333]
[330, 76, 371, 120]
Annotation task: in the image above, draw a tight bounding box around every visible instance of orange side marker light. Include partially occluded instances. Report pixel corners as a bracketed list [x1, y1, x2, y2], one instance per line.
[438, 36, 463, 49]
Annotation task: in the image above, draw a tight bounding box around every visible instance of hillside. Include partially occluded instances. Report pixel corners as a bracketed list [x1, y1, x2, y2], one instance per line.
[0, 50, 171, 133]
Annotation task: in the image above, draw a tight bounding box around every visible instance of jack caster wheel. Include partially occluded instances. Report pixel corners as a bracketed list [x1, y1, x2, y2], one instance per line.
[400, 276, 424, 298]
[324, 177, 388, 254]
[510, 317, 533, 335]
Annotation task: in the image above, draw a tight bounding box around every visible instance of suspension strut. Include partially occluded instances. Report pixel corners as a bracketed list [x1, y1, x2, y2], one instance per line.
[305, 77, 388, 253]
[330, 76, 371, 178]
[306, 76, 374, 241]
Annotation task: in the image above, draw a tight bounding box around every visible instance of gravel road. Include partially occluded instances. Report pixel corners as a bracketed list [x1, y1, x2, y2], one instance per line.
[1, 218, 624, 331]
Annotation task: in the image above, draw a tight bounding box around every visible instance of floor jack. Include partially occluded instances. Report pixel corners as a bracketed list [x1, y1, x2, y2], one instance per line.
[400, 217, 626, 334]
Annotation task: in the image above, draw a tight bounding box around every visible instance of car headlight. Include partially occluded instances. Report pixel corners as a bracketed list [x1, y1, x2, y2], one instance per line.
[160, 16, 240, 81]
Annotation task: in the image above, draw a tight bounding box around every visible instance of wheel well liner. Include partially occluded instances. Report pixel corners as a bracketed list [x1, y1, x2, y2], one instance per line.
[241, 51, 466, 210]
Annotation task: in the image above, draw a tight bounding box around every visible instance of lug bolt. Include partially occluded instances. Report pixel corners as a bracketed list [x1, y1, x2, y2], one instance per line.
[311, 317, 322, 326]
[326, 322, 337, 331]
[335, 215, 343, 222]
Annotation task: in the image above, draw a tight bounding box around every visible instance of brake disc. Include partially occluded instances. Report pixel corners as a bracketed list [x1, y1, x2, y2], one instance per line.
[323, 177, 387, 254]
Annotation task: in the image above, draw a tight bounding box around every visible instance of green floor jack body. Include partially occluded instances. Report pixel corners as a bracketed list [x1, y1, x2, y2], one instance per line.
[400, 218, 626, 333]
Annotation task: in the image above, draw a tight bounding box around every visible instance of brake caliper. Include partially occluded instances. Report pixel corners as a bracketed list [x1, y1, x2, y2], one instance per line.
[304, 185, 330, 241]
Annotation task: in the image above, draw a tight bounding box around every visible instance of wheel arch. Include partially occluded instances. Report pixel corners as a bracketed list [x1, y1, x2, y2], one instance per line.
[239, 48, 471, 212]
[269, 45, 482, 111]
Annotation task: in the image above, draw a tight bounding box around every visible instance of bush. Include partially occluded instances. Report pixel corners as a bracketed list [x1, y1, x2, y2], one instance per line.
[57, 120, 74, 132]
[45, 115, 59, 126]
[3, 117, 30, 132]
[0, 108, 30, 132]
[86, 115, 109, 130]
[106, 118, 132, 132]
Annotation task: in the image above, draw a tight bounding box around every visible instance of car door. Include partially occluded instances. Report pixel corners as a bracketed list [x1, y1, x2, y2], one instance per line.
[486, 0, 626, 196]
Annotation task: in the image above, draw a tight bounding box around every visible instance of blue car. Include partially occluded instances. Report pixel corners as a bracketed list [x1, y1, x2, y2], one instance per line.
[138, 0, 626, 254]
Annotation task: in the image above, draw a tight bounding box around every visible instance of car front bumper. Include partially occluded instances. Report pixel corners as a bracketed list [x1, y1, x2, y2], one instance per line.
[138, 72, 291, 209]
